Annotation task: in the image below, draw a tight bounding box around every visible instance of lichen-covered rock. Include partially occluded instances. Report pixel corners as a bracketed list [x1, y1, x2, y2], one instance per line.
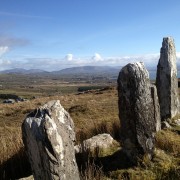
[22, 100, 80, 180]
[156, 37, 179, 120]
[117, 62, 156, 163]
[75, 133, 114, 153]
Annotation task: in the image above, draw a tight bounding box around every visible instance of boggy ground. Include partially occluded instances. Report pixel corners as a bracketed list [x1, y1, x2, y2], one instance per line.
[0, 87, 180, 179]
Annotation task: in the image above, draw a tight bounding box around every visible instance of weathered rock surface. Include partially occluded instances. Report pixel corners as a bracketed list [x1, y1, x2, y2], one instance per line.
[117, 62, 156, 163]
[174, 119, 180, 126]
[150, 84, 161, 131]
[22, 100, 80, 180]
[75, 133, 114, 153]
[161, 121, 172, 129]
[18, 175, 34, 180]
[156, 37, 179, 120]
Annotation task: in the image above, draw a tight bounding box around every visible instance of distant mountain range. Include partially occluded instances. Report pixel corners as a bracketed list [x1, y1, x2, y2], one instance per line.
[0, 66, 121, 75]
[0, 68, 48, 74]
[53, 66, 121, 75]
[1, 66, 180, 80]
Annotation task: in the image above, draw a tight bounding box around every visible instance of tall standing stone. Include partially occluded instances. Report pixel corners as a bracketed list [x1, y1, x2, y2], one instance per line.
[22, 100, 80, 180]
[118, 62, 156, 163]
[156, 37, 179, 120]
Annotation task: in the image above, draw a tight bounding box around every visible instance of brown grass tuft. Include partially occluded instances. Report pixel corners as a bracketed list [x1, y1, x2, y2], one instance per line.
[155, 130, 180, 156]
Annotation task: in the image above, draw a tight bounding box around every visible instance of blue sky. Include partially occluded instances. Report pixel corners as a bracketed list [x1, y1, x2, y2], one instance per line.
[0, 0, 180, 71]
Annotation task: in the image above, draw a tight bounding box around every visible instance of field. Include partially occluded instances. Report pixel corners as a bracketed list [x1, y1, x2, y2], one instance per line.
[0, 73, 112, 99]
[0, 73, 180, 179]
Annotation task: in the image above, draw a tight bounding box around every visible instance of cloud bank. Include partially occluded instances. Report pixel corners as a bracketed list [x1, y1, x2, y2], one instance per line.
[0, 46, 9, 56]
[1, 52, 180, 71]
[92, 53, 103, 62]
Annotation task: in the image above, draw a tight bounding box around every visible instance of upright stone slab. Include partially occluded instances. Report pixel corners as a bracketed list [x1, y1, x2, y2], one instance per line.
[118, 62, 156, 163]
[150, 84, 161, 131]
[22, 100, 80, 180]
[156, 37, 179, 120]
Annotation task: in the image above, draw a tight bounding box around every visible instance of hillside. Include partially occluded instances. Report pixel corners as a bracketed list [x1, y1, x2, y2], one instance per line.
[53, 66, 120, 75]
[1, 66, 180, 80]
[0, 66, 120, 76]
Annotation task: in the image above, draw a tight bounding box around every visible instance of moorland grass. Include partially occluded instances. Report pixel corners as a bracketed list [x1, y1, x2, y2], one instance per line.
[0, 88, 119, 179]
[0, 87, 180, 179]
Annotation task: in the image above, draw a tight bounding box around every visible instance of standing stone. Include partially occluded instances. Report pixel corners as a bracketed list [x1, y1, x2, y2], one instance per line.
[22, 100, 80, 180]
[117, 62, 156, 164]
[150, 85, 161, 131]
[156, 37, 179, 120]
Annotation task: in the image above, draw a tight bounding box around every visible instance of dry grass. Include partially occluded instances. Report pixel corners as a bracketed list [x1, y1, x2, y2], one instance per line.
[80, 161, 106, 180]
[152, 149, 180, 179]
[0, 87, 180, 179]
[155, 130, 180, 156]
[110, 168, 156, 180]
[77, 147, 106, 180]
[0, 88, 119, 179]
[0, 126, 31, 179]
[0, 126, 22, 164]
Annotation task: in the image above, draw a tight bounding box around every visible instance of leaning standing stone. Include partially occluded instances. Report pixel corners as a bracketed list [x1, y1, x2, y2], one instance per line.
[156, 37, 179, 120]
[118, 62, 156, 164]
[22, 100, 80, 180]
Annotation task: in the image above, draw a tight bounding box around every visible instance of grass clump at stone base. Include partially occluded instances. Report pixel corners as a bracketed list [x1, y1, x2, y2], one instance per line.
[108, 148, 180, 180]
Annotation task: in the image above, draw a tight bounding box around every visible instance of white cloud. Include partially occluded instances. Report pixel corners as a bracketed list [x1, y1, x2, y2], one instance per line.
[103, 53, 160, 68]
[4, 59, 11, 65]
[176, 52, 180, 58]
[0, 46, 10, 70]
[65, 54, 73, 61]
[0, 46, 9, 56]
[92, 53, 103, 61]
[1, 52, 180, 71]
[0, 59, 11, 70]
[0, 59, 11, 65]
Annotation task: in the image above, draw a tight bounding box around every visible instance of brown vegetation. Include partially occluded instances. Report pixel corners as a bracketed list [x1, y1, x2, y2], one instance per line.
[0, 87, 119, 179]
[0, 87, 180, 179]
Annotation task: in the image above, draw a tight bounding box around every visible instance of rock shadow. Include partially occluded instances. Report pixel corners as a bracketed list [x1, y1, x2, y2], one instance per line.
[76, 148, 134, 176]
[0, 147, 31, 180]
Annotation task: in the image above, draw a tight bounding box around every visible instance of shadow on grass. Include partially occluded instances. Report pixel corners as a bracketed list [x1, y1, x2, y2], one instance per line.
[76, 148, 134, 179]
[1, 147, 134, 180]
[99, 149, 134, 172]
[0, 147, 31, 180]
